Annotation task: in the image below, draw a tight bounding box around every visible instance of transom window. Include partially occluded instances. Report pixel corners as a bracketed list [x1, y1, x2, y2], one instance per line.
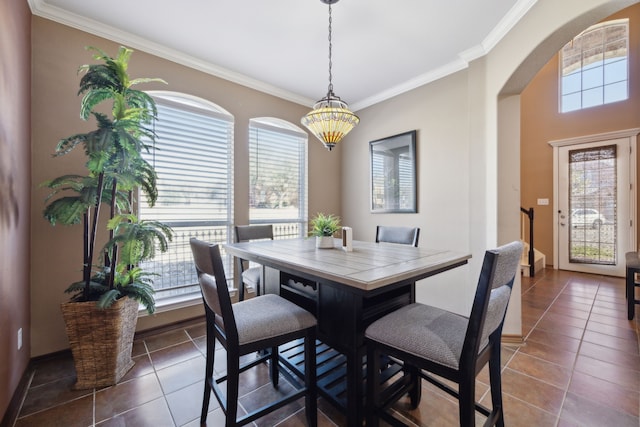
[139, 91, 234, 303]
[248, 118, 308, 238]
[560, 19, 629, 113]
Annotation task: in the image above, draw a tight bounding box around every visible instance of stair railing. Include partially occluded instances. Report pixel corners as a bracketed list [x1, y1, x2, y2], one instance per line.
[520, 207, 535, 277]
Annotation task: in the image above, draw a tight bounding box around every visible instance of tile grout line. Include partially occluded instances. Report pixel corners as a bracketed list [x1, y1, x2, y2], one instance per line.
[552, 275, 602, 427]
[519, 271, 574, 427]
[145, 337, 181, 427]
[10, 370, 34, 427]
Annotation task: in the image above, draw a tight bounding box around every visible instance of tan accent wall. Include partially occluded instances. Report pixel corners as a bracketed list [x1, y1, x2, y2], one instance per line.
[521, 4, 640, 264]
[30, 17, 342, 356]
[0, 0, 31, 418]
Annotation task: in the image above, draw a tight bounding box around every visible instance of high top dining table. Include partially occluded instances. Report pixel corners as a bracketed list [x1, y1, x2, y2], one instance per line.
[224, 237, 471, 426]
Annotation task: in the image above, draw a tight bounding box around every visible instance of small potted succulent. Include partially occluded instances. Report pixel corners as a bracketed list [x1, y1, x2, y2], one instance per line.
[309, 212, 341, 249]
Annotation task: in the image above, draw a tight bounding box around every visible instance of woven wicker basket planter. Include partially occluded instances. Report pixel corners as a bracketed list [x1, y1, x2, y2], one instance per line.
[61, 297, 138, 389]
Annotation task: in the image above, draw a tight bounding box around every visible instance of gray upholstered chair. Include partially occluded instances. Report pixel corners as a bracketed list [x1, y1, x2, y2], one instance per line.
[234, 224, 274, 300]
[375, 225, 420, 247]
[365, 241, 523, 427]
[189, 238, 317, 427]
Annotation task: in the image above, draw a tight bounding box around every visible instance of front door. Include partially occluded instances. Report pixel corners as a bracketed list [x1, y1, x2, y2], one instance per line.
[555, 134, 636, 277]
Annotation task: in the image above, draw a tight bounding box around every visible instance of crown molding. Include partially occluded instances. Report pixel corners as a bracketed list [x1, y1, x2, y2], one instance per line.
[482, 0, 538, 52]
[350, 59, 469, 111]
[352, 0, 537, 111]
[29, 0, 535, 112]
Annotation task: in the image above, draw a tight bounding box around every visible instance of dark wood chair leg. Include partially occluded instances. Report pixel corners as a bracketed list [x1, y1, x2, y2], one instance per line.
[226, 355, 240, 427]
[458, 378, 476, 427]
[408, 364, 422, 408]
[269, 346, 279, 388]
[201, 325, 216, 424]
[236, 257, 245, 302]
[489, 339, 505, 427]
[201, 380, 212, 424]
[305, 330, 317, 427]
[366, 345, 381, 427]
[627, 266, 635, 320]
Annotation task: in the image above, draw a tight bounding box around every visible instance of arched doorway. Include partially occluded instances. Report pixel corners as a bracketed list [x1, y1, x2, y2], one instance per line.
[494, 0, 639, 336]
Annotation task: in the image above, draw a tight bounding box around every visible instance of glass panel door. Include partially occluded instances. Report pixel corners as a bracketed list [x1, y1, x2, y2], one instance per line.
[558, 138, 631, 276]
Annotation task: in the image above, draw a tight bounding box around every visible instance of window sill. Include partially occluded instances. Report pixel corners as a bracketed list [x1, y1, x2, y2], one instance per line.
[137, 287, 247, 317]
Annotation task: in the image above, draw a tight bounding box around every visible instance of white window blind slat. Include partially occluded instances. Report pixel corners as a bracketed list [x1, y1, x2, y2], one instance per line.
[139, 93, 234, 300]
[248, 119, 308, 236]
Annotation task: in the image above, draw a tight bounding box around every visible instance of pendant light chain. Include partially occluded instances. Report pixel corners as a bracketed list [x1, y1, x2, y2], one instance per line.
[327, 4, 333, 94]
[301, 0, 359, 151]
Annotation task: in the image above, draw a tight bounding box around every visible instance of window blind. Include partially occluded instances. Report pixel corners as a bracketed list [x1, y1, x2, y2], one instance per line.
[139, 95, 234, 300]
[248, 120, 307, 238]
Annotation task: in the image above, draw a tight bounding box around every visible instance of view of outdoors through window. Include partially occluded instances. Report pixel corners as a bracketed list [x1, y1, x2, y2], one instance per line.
[139, 95, 234, 301]
[568, 145, 617, 265]
[560, 19, 628, 113]
[248, 119, 308, 240]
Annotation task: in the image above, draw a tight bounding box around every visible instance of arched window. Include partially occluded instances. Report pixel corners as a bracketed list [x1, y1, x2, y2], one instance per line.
[248, 118, 308, 238]
[139, 91, 234, 303]
[560, 19, 629, 112]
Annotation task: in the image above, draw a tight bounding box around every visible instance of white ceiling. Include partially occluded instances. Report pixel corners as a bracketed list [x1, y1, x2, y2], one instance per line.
[29, 0, 536, 111]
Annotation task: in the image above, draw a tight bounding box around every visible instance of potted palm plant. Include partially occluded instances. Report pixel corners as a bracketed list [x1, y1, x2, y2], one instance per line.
[309, 212, 341, 248]
[42, 46, 172, 389]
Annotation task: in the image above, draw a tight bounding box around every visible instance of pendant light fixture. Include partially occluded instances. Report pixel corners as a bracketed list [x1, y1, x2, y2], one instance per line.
[301, 0, 359, 151]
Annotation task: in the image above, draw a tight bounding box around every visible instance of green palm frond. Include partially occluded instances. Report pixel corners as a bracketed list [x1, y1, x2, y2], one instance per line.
[110, 266, 157, 314]
[77, 64, 120, 100]
[80, 88, 115, 120]
[41, 174, 107, 225]
[65, 279, 109, 302]
[135, 161, 159, 207]
[43, 45, 170, 310]
[129, 78, 167, 89]
[96, 289, 120, 309]
[123, 282, 156, 314]
[41, 174, 90, 195]
[55, 133, 90, 156]
[123, 90, 162, 117]
[43, 196, 89, 225]
[105, 215, 173, 265]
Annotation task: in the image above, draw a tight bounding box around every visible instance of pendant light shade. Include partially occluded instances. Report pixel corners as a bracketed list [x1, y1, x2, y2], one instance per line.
[301, 0, 359, 151]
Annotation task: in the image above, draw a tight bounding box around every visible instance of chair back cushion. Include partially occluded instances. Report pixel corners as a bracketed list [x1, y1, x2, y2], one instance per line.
[235, 224, 274, 242]
[234, 225, 274, 278]
[190, 237, 215, 276]
[477, 241, 523, 348]
[190, 238, 235, 336]
[375, 225, 420, 247]
[199, 273, 228, 332]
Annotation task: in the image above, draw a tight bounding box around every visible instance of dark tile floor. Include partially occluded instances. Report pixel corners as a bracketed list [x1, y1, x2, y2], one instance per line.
[13, 269, 640, 426]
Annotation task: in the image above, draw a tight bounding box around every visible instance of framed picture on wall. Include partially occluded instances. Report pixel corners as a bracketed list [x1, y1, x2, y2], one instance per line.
[370, 130, 417, 213]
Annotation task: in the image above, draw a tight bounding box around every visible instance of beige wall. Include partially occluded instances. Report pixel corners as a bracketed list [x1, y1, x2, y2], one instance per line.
[30, 17, 342, 356]
[521, 3, 640, 264]
[341, 70, 472, 315]
[340, 0, 639, 337]
[0, 0, 31, 417]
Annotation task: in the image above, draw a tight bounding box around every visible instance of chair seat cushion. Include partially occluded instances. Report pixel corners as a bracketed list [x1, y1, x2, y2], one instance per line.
[241, 266, 261, 288]
[365, 303, 468, 369]
[233, 294, 317, 345]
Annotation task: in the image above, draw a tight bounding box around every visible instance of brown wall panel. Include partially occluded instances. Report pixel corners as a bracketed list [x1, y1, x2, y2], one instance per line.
[0, 0, 32, 418]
